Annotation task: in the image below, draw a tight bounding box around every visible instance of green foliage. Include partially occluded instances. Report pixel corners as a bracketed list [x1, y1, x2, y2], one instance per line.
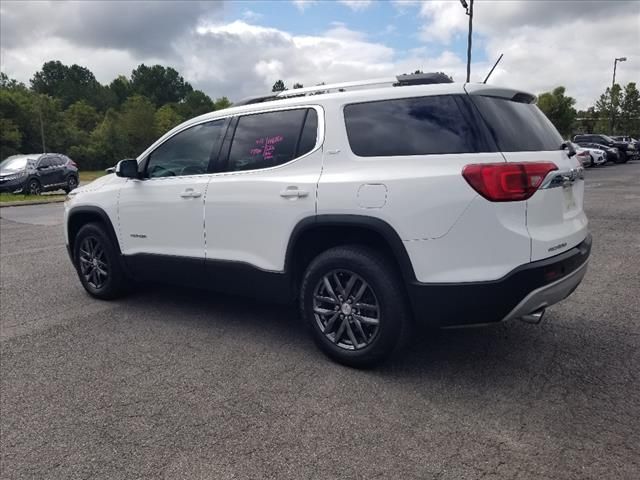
[536, 86, 577, 138]
[130, 64, 193, 106]
[1, 61, 226, 169]
[618, 82, 640, 136]
[272, 80, 286, 92]
[154, 104, 184, 137]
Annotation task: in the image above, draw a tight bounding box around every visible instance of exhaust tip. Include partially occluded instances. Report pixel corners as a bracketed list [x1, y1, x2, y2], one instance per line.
[520, 308, 546, 324]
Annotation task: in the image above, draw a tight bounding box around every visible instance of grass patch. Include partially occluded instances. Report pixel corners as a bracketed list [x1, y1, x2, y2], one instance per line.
[0, 193, 66, 204]
[79, 170, 107, 183]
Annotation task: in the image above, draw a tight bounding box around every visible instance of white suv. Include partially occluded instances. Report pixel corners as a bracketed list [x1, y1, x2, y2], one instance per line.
[64, 74, 591, 367]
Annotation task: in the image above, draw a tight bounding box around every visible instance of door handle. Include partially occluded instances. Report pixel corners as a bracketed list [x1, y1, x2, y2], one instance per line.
[280, 187, 309, 198]
[180, 189, 202, 198]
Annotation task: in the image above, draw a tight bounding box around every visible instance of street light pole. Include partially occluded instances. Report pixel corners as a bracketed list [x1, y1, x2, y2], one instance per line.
[610, 56, 626, 134]
[460, 0, 474, 83]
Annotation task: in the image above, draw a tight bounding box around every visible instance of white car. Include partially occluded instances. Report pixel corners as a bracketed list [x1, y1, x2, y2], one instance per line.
[572, 142, 607, 167]
[64, 74, 591, 367]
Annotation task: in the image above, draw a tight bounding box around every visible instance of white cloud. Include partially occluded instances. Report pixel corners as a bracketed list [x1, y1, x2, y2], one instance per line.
[242, 9, 263, 22]
[1, 0, 638, 110]
[339, 0, 373, 12]
[291, 0, 318, 12]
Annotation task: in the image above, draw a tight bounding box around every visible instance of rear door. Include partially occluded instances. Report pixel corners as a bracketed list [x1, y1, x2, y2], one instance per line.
[467, 89, 588, 261]
[204, 106, 322, 275]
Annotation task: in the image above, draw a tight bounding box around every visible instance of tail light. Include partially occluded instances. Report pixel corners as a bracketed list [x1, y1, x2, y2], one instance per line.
[68, 159, 77, 167]
[462, 162, 558, 202]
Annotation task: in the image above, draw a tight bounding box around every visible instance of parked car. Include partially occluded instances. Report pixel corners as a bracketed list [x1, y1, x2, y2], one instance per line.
[64, 74, 590, 367]
[573, 134, 630, 162]
[611, 136, 639, 158]
[0, 153, 79, 194]
[575, 142, 620, 163]
[571, 142, 606, 167]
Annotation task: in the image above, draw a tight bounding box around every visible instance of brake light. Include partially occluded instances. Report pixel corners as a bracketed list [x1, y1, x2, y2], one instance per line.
[68, 159, 77, 167]
[462, 162, 558, 202]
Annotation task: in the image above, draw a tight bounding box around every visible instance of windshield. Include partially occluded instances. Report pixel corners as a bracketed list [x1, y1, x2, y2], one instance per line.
[0, 155, 36, 171]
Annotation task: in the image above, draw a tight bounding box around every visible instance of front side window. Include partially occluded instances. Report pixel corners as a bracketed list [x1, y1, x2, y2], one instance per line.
[226, 108, 317, 172]
[344, 95, 482, 157]
[146, 120, 226, 178]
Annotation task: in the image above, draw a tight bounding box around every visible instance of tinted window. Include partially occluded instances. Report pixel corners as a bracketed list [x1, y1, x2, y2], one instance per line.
[344, 95, 482, 157]
[39, 157, 53, 168]
[227, 109, 312, 172]
[297, 110, 318, 156]
[147, 120, 225, 178]
[471, 96, 563, 152]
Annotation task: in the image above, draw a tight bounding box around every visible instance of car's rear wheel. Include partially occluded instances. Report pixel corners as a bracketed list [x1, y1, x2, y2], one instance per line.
[26, 179, 41, 195]
[64, 175, 78, 193]
[300, 245, 410, 368]
[73, 222, 128, 300]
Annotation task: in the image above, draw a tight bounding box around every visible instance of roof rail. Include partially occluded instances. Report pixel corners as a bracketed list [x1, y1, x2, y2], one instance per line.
[275, 72, 453, 99]
[276, 77, 396, 99]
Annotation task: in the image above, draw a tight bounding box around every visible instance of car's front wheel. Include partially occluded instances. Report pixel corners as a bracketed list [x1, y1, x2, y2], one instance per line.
[26, 179, 41, 195]
[73, 222, 128, 300]
[300, 245, 410, 368]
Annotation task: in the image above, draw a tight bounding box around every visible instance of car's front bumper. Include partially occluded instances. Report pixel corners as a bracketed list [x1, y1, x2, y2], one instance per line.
[0, 177, 26, 193]
[407, 234, 592, 327]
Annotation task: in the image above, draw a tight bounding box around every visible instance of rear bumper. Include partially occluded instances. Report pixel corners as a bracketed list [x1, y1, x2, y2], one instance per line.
[408, 234, 592, 327]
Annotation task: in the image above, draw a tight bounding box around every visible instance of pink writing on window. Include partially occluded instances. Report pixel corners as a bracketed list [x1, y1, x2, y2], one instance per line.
[250, 135, 284, 161]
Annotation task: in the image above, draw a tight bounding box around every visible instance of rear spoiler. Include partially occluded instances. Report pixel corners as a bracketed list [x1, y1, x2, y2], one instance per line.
[464, 84, 537, 104]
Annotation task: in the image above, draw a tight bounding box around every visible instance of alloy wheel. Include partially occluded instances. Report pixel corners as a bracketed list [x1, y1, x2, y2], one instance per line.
[28, 180, 41, 195]
[312, 269, 380, 350]
[78, 236, 109, 289]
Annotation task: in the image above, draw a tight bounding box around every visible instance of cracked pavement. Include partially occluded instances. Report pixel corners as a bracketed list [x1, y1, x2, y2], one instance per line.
[1, 162, 639, 479]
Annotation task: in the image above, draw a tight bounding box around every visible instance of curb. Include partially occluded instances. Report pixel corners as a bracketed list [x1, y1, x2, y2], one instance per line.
[0, 198, 65, 208]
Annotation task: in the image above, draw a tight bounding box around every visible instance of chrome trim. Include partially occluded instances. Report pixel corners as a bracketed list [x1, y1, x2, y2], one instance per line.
[502, 260, 589, 323]
[539, 166, 584, 189]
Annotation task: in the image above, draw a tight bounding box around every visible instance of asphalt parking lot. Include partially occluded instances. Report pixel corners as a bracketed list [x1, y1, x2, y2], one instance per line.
[1, 162, 639, 479]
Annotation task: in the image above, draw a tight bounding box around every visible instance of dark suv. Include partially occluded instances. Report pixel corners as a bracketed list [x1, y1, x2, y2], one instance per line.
[0, 153, 79, 195]
[573, 134, 630, 163]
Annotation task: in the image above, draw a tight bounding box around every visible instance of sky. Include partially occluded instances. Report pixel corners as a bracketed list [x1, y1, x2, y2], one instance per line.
[1, 0, 638, 109]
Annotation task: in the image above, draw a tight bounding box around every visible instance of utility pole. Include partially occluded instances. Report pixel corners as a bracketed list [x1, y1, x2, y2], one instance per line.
[460, 0, 474, 83]
[610, 57, 626, 135]
[38, 101, 46, 153]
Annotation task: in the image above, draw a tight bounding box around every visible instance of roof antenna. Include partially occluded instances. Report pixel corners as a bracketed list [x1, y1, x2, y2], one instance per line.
[483, 53, 503, 84]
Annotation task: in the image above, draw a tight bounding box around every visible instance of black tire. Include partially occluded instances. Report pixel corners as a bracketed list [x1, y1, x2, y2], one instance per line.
[25, 178, 41, 195]
[73, 222, 128, 300]
[589, 155, 594, 168]
[300, 245, 411, 368]
[63, 175, 78, 193]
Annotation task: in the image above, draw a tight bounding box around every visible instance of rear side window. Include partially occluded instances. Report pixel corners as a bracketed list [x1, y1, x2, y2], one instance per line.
[344, 95, 483, 157]
[471, 96, 563, 152]
[227, 108, 316, 172]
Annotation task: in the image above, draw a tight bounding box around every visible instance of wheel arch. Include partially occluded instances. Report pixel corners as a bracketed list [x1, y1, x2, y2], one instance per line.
[67, 206, 121, 256]
[285, 215, 416, 293]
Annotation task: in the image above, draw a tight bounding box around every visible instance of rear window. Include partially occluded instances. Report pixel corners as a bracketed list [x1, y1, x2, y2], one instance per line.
[344, 95, 484, 157]
[471, 96, 563, 152]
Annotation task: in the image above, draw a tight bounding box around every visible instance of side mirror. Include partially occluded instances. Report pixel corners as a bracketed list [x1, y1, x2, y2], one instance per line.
[115, 159, 139, 179]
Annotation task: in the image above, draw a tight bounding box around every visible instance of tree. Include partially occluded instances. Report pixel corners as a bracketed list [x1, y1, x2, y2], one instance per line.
[178, 89, 214, 118]
[154, 105, 184, 137]
[594, 83, 622, 134]
[130, 64, 193, 106]
[293, 82, 304, 89]
[619, 82, 640, 136]
[30, 61, 107, 110]
[537, 86, 577, 138]
[109, 75, 131, 105]
[213, 96, 232, 110]
[271, 80, 286, 92]
[119, 95, 157, 156]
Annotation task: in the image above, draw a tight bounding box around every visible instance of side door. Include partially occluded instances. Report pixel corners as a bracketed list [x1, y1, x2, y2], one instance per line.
[35, 156, 56, 187]
[118, 119, 228, 285]
[50, 156, 66, 185]
[204, 106, 323, 294]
